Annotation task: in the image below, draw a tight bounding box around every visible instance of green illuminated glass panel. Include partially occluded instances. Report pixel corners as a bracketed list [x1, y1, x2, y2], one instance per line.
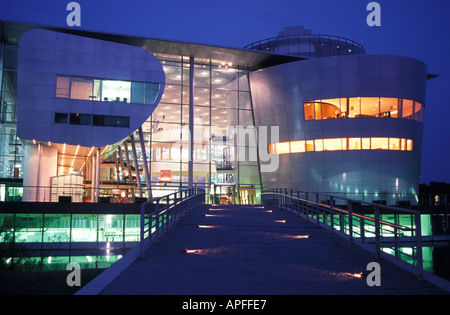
[70, 255, 98, 270]
[42, 256, 69, 271]
[97, 255, 122, 268]
[98, 214, 124, 242]
[0, 213, 14, 242]
[125, 215, 140, 241]
[15, 214, 43, 243]
[43, 214, 71, 242]
[71, 214, 97, 242]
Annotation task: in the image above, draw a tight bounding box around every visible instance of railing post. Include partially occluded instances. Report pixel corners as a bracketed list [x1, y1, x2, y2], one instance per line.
[316, 203, 320, 227]
[329, 196, 334, 234]
[166, 195, 170, 232]
[374, 205, 381, 259]
[348, 201, 353, 244]
[415, 212, 424, 281]
[155, 202, 160, 243]
[394, 226, 399, 259]
[361, 217, 366, 243]
[140, 202, 146, 259]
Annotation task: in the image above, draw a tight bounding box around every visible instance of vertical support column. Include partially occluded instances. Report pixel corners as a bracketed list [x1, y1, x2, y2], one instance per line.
[123, 141, 135, 202]
[118, 145, 126, 182]
[130, 134, 143, 198]
[23, 142, 58, 202]
[35, 143, 42, 201]
[114, 150, 120, 182]
[94, 148, 100, 203]
[91, 153, 96, 202]
[188, 56, 194, 189]
[138, 127, 152, 199]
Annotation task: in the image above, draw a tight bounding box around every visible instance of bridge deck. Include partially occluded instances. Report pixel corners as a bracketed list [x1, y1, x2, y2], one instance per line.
[77, 204, 448, 295]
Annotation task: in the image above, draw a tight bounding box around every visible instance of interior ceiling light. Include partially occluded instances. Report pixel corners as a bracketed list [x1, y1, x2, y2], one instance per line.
[293, 235, 310, 239]
[197, 225, 217, 229]
[185, 249, 203, 254]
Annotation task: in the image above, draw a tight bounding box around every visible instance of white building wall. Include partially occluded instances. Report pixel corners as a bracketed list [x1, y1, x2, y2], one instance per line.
[250, 54, 427, 204]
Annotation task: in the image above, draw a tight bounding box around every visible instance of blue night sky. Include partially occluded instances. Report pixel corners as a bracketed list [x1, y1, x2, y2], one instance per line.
[1, 0, 449, 184]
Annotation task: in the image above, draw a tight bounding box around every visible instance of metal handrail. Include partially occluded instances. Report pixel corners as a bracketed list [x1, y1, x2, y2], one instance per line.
[139, 188, 205, 258]
[262, 188, 424, 281]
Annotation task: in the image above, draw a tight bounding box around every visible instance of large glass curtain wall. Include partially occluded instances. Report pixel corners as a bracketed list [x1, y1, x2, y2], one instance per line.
[0, 42, 22, 179]
[141, 56, 261, 203]
[0, 37, 262, 204]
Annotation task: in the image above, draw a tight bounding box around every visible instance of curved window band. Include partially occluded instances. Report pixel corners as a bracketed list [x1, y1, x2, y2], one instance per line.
[270, 137, 413, 154]
[304, 97, 423, 122]
[56, 75, 161, 105]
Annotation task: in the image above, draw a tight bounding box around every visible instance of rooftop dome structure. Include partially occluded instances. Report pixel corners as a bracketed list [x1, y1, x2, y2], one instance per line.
[244, 26, 365, 58]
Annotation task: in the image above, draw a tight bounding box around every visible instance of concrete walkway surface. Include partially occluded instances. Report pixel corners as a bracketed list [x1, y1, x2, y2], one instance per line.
[77, 204, 449, 295]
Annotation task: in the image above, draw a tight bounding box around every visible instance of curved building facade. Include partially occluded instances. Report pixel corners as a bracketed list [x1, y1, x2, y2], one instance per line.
[0, 21, 431, 205]
[16, 29, 165, 201]
[249, 54, 427, 204]
[17, 29, 165, 148]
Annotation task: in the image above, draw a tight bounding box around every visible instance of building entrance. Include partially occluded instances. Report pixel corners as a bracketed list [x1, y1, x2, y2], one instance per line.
[212, 183, 236, 204]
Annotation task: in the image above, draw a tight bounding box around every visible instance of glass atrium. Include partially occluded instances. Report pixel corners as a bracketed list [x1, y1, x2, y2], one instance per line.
[0, 38, 262, 204]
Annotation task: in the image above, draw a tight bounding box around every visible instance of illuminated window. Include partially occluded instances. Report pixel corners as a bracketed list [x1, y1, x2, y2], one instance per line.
[401, 138, 406, 151]
[275, 142, 290, 154]
[407, 139, 413, 151]
[371, 137, 389, 150]
[56, 75, 70, 98]
[290, 140, 305, 153]
[71, 77, 93, 101]
[270, 137, 413, 154]
[92, 79, 101, 101]
[304, 102, 314, 120]
[314, 102, 322, 120]
[362, 138, 371, 150]
[414, 101, 423, 122]
[389, 138, 400, 150]
[341, 138, 348, 150]
[323, 138, 342, 151]
[361, 97, 379, 117]
[321, 99, 342, 119]
[338, 98, 348, 118]
[56, 75, 160, 105]
[402, 99, 414, 119]
[348, 98, 361, 118]
[348, 138, 361, 150]
[380, 98, 398, 118]
[101, 80, 131, 103]
[71, 214, 97, 242]
[269, 144, 275, 154]
[314, 139, 324, 151]
[304, 97, 423, 122]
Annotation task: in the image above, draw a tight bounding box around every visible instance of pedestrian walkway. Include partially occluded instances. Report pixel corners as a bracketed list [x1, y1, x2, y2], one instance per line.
[77, 204, 448, 295]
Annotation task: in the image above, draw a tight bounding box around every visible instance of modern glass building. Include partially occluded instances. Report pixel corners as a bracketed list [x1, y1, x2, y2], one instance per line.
[0, 21, 431, 206]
